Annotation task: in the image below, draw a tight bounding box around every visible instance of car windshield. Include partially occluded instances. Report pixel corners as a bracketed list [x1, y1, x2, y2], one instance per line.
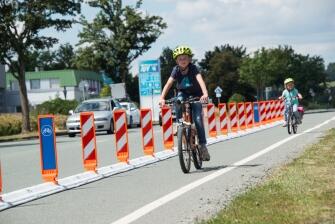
[130, 103, 137, 109]
[121, 104, 129, 110]
[75, 101, 110, 112]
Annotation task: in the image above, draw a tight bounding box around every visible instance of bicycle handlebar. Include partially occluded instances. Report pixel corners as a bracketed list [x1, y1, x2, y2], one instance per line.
[165, 96, 203, 105]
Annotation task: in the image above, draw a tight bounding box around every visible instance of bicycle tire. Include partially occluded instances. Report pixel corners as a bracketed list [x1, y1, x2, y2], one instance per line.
[191, 131, 202, 170]
[287, 114, 292, 134]
[292, 115, 297, 134]
[177, 126, 191, 173]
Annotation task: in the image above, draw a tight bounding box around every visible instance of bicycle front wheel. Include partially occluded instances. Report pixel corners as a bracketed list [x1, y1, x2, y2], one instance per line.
[287, 115, 292, 135]
[178, 126, 191, 173]
[191, 131, 202, 170]
[292, 115, 297, 134]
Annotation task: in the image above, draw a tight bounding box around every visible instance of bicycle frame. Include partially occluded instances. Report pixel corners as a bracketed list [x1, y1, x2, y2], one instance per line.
[165, 97, 203, 173]
[178, 101, 197, 150]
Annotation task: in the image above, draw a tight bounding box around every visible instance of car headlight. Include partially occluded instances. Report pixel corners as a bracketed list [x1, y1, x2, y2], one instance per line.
[95, 117, 108, 121]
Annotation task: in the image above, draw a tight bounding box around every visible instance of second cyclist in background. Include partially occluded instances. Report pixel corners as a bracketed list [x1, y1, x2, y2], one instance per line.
[159, 45, 210, 161]
[279, 78, 303, 127]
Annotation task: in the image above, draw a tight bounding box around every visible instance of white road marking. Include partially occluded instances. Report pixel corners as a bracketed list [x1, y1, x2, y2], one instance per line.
[110, 116, 335, 224]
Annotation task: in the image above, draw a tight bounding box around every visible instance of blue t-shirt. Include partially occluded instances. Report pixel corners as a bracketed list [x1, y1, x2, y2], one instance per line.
[282, 88, 299, 105]
[170, 64, 202, 96]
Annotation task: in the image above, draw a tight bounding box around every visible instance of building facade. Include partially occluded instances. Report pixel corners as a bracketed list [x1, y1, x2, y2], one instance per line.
[4, 70, 103, 112]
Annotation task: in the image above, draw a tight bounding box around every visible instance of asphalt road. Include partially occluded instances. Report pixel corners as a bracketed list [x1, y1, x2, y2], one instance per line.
[1, 111, 335, 224]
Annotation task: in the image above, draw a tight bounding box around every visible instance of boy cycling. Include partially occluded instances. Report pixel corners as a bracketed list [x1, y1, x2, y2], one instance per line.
[159, 45, 210, 161]
[279, 78, 303, 127]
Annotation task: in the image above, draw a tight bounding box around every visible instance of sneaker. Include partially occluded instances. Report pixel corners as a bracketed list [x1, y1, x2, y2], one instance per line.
[282, 122, 288, 127]
[200, 144, 210, 161]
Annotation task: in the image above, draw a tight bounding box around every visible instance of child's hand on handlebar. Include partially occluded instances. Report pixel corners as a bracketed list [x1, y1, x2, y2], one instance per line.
[159, 98, 165, 107]
[200, 94, 208, 104]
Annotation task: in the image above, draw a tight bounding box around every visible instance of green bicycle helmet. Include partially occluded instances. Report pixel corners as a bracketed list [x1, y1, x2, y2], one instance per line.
[173, 45, 193, 59]
[284, 78, 294, 85]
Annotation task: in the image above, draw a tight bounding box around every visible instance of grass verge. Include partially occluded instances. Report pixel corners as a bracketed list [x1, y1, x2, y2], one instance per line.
[204, 129, 335, 224]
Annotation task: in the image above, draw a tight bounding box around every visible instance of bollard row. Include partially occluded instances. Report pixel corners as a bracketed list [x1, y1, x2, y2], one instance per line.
[0, 100, 284, 192]
[206, 100, 284, 136]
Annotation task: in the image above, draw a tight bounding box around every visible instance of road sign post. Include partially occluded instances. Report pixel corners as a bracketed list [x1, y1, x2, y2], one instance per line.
[214, 86, 223, 104]
[38, 115, 58, 183]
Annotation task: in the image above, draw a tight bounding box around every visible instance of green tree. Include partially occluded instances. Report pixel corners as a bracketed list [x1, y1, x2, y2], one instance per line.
[199, 44, 246, 73]
[0, 1, 81, 132]
[239, 48, 273, 100]
[54, 43, 76, 69]
[289, 54, 326, 100]
[326, 62, 335, 81]
[240, 46, 326, 101]
[75, 0, 167, 85]
[25, 43, 75, 71]
[200, 45, 247, 103]
[159, 47, 176, 98]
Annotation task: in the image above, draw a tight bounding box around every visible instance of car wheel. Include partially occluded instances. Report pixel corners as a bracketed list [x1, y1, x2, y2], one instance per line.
[68, 133, 76, 137]
[107, 120, 114, 134]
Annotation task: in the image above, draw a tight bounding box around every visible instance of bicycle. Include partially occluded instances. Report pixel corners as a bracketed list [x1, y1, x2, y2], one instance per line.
[285, 96, 300, 135]
[287, 102, 298, 134]
[165, 96, 203, 173]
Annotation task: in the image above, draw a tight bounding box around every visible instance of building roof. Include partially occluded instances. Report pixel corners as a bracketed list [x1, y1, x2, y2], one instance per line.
[6, 69, 103, 87]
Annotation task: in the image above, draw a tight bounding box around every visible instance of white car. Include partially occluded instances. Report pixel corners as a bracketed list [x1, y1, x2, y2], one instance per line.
[120, 102, 141, 127]
[66, 97, 122, 137]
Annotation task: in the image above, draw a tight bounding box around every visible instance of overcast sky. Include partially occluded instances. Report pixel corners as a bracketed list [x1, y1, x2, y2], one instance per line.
[50, 0, 335, 73]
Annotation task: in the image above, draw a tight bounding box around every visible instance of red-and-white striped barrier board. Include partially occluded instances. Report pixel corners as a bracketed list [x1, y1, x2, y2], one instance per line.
[161, 107, 174, 149]
[270, 100, 276, 121]
[218, 103, 228, 135]
[245, 102, 254, 129]
[207, 103, 217, 137]
[259, 101, 266, 124]
[280, 100, 285, 119]
[114, 110, 129, 163]
[237, 102, 246, 130]
[80, 112, 98, 171]
[140, 109, 154, 155]
[229, 103, 238, 132]
[265, 101, 271, 123]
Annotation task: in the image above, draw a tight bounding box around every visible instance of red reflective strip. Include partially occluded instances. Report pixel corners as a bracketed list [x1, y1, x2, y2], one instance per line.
[82, 127, 94, 147]
[117, 143, 128, 154]
[81, 114, 90, 125]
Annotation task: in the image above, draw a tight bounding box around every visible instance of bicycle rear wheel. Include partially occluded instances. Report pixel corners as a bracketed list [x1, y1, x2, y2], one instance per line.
[178, 126, 191, 173]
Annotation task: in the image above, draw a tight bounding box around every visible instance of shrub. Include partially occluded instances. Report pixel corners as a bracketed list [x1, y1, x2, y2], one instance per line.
[228, 93, 245, 103]
[32, 98, 78, 115]
[0, 114, 22, 136]
[0, 114, 68, 136]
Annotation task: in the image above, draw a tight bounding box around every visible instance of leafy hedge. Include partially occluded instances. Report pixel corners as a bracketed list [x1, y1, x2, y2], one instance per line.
[228, 93, 245, 103]
[32, 98, 78, 115]
[0, 114, 68, 136]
